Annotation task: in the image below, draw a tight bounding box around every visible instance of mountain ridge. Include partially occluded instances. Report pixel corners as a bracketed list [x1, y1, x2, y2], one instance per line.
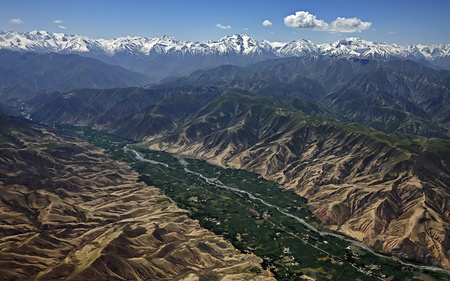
[23, 67, 450, 270]
[0, 50, 152, 102]
[2, 30, 449, 61]
[0, 112, 273, 280]
[163, 56, 450, 138]
[2, 30, 450, 81]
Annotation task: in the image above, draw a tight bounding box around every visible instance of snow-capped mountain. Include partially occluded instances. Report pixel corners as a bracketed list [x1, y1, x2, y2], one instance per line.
[315, 37, 450, 60]
[0, 31, 274, 57]
[1, 30, 449, 81]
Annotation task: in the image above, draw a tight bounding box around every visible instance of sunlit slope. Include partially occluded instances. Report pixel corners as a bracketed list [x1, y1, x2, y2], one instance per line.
[105, 91, 450, 269]
[141, 92, 450, 269]
[0, 113, 273, 280]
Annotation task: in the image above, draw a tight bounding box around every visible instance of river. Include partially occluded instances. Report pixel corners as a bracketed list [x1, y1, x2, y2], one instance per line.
[127, 146, 450, 276]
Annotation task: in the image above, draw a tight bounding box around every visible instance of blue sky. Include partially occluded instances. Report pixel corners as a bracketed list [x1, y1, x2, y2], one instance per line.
[1, 0, 449, 45]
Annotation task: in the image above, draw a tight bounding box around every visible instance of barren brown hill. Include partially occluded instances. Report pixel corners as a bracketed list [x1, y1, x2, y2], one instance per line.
[141, 94, 450, 270]
[23, 56, 450, 272]
[0, 114, 273, 281]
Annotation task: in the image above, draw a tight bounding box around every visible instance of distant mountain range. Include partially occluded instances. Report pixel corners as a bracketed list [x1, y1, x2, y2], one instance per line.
[1, 30, 450, 81]
[166, 57, 450, 138]
[0, 50, 151, 102]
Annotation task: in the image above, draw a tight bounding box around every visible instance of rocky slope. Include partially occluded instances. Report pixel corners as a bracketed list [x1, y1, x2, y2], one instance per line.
[27, 82, 450, 270]
[139, 93, 450, 270]
[0, 113, 273, 280]
[168, 57, 450, 138]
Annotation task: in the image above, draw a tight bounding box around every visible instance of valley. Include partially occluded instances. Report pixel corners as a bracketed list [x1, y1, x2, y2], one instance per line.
[0, 115, 273, 280]
[60, 125, 450, 280]
[22, 60, 450, 273]
[0, 25, 449, 281]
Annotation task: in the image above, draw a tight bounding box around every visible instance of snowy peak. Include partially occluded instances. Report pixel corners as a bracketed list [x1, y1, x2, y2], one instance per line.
[97, 35, 187, 55]
[211, 33, 273, 55]
[0, 31, 276, 57]
[279, 39, 317, 57]
[319, 37, 403, 58]
[1, 30, 449, 72]
[331, 37, 372, 48]
[218, 34, 256, 53]
[319, 37, 450, 61]
[0, 30, 101, 53]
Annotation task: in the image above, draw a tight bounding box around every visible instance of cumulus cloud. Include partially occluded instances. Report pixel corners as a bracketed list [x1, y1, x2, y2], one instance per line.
[284, 11, 327, 30]
[58, 25, 67, 29]
[262, 20, 272, 27]
[9, 18, 24, 24]
[328, 17, 372, 33]
[284, 11, 371, 33]
[54, 20, 63, 24]
[216, 23, 231, 30]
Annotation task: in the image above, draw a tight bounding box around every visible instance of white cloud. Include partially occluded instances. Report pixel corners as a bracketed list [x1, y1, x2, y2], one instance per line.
[244, 27, 249, 31]
[284, 11, 327, 30]
[54, 20, 63, 24]
[58, 25, 67, 29]
[284, 11, 371, 33]
[216, 23, 231, 30]
[9, 18, 24, 24]
[262, 20, 272, 27]
[328, 17, 372, 33]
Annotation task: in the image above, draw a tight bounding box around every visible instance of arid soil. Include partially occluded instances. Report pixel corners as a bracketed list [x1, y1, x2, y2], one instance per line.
[0, 116, 273, 281]
[147, 122, 450, 270]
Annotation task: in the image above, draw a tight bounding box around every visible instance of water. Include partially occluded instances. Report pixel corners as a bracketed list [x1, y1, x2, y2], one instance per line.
[128, 146, 450, 276]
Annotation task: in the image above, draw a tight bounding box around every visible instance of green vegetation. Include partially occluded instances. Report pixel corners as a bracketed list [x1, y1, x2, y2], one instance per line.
[60, 125, 450, 281]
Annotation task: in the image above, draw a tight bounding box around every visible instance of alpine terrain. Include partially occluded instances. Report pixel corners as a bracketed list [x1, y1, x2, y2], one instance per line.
[0, 29, 450, 280]
[1, 30, 450, 82]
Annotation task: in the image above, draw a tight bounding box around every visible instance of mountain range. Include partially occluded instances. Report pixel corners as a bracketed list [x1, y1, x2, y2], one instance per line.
[26, 81, 450, 270]
[1, 30, 450, 81]
[166, 57, 450, 138]
[0, 50, 151, 102]
[1, 29, 450, 276]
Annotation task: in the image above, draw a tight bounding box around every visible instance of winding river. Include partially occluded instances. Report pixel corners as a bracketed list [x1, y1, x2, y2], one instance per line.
[127, 146, 450, 276]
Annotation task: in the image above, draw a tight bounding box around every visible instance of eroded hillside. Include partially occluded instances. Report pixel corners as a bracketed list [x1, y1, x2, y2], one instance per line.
[24, 57, 450, 271]
[0, 113, 273, 281]
[138, 93, 450, 270]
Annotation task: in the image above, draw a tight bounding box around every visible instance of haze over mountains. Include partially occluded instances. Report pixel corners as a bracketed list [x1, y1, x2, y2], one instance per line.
[1, 30, 450, 82]
[1, 28, 450, 279]
[0, 50, 151, 102]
